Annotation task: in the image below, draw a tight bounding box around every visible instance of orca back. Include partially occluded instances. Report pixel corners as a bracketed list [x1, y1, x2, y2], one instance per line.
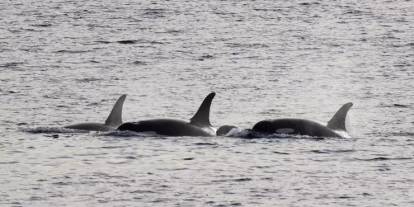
[64, 94, 127, 131]
[118, 119, 213, 136]
[253, 119, 342, 138]
[64, 123, 112, 131]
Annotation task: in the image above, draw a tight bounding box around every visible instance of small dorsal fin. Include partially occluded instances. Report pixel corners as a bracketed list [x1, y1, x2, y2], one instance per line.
[105, 94, 127, 127]
[327, 102, 353, 131]
[190, 92, 215, 127]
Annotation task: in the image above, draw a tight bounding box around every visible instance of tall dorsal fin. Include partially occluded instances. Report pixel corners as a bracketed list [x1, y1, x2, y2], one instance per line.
[105, 94, 127, 127]
[190, 92, 215, 127]
[327, 102, 353, 131]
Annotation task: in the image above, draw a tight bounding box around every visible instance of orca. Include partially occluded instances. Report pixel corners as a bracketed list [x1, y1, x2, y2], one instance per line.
[217, 102, 353, 138]
[118, 92, 216, 136]
[64, 94, 127, 131]
[216, 125, 239, 136]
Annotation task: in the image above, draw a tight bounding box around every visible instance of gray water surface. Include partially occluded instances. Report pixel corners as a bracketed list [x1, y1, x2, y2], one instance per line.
[1, 0, 414, 206]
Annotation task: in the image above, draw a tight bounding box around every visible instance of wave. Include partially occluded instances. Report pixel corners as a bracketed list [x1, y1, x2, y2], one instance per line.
[354, 157, 412, 162]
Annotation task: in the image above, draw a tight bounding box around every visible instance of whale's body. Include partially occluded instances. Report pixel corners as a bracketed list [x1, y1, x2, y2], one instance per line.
[217, 102, 353, 138]
[118, 93, 216, 137]
[64, 123, 115, 131]
[64, 94, 127, 131]
[119, 119, 213, 136]
[252, 118, 342, 137]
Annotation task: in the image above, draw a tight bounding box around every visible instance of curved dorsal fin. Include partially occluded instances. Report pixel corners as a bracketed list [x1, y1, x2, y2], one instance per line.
[190, 92, 215, 127]
[327, 102, 353, 131]
[105, 94, 127, 127]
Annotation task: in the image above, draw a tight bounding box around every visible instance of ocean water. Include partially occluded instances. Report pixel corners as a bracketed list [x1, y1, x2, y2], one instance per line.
[1, 0, 413, 206]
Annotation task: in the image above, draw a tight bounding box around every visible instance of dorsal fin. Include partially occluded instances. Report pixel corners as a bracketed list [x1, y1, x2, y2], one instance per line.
[105, 94, 127, 127]
[190, 92, 215, 127]
[327, 102, 353, 131]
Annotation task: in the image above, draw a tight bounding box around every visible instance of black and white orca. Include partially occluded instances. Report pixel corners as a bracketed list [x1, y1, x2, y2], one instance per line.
[64, 94, 127, 131]
[118, 93, 216, 136]
[217, 102, 353, 138]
